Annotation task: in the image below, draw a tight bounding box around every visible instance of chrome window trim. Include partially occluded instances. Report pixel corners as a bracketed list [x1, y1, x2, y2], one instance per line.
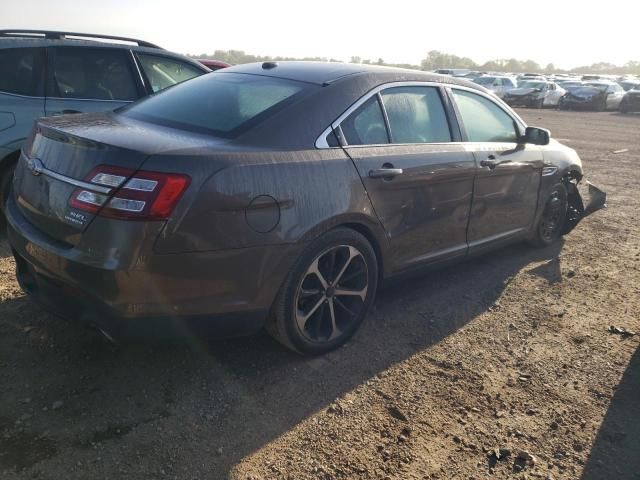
[44, 96, 134, 103]
[0, 90, 45, 100]
[315, 81, 527, 149]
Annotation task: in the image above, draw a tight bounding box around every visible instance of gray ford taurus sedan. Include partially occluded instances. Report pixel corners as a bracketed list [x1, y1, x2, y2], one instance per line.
[5, 61, 606, 354]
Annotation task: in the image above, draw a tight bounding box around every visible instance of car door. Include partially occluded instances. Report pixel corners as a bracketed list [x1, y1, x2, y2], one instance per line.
[606, 84, 624, 109]
[449, 88, 543, 253]
[45, 46, 142, 116]
[0, 47, 46, 149]
[546, 83, 564, 106]
[337, 84, 476, 272]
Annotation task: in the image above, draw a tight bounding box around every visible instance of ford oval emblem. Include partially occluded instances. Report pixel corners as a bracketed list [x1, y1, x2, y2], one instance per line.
[27, 158, 44, 176]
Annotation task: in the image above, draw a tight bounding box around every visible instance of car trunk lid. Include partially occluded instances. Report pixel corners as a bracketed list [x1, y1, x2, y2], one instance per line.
[13, 112, 222, 247]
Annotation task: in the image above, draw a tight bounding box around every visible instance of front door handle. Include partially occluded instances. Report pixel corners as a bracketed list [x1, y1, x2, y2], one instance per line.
[369, 167, 404, 179]
[480, 156, 512, 170]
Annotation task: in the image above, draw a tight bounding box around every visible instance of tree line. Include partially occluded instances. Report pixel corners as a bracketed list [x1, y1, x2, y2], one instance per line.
[191, 49, 640, 75]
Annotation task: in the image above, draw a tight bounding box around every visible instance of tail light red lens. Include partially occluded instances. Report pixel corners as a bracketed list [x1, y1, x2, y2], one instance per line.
[69, 166, 190, 220]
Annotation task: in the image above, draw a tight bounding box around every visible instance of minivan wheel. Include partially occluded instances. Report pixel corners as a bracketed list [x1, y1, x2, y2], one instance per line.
[268, 228, 378, 355]
[0, 163, 15, 210]
[529, 182, 568, 248]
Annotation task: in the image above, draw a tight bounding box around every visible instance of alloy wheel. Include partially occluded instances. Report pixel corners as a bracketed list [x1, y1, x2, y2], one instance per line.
[294, 245, 369, 343]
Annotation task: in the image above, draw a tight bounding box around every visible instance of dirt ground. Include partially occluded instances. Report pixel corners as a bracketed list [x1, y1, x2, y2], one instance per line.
[1, 109, 639, 480]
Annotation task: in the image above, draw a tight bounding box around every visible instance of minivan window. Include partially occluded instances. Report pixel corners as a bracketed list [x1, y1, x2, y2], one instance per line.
[0, 47, 45, 96]
[123, 72, 308, 138]
[49, 47, 138, 101]
[452, 89, 519, 143]
[341, 96, 389, 145]
[381, 86, 452, 144]
[136, 54, 203, 93]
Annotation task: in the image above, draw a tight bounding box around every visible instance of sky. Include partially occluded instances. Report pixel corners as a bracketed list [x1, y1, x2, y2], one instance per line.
[2, 0, 639, 70]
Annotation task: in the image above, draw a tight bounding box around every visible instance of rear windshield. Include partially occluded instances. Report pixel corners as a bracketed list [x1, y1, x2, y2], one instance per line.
[122, 72, 310, 138]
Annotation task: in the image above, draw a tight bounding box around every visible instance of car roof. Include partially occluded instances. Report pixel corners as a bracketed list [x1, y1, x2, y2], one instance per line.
[0, 36, 160, 52]
[220, 61, 483, 89]
[0, 33, 207, 70]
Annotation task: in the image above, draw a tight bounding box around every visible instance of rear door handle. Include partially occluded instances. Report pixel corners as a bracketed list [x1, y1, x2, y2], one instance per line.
[50, 109, 82, 116]
[369, 168, 404, 179]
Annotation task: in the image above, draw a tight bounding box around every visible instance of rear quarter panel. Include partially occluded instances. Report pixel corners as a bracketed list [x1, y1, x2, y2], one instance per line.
[147, 148, 387, 257]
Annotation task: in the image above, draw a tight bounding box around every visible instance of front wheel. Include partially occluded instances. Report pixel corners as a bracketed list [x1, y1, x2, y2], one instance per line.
[529, 182, 568, 248]
[268, 228, 378, 355]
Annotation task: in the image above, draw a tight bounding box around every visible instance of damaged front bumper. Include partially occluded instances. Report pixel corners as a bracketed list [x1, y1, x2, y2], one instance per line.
[563, 181, 607, 234]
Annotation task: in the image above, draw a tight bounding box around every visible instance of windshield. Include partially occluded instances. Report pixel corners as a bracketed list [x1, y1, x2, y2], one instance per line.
[123, 72, 310, 138]
[519, 81, 547, 89]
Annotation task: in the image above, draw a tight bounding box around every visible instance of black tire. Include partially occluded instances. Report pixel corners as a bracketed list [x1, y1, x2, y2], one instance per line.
[0, 162, 15, 211]
[529, 182, 569, 248]
[0, 160, 17, 230]
[267, 228, 378, 355]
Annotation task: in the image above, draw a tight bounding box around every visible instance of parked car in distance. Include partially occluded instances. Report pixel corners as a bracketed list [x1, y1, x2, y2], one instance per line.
[197, 58, 231, 71]
[619, 84, 640, 113]
[557, 81, 585, 92]
[560, 81, 625, 111]
[503, 81, 566, 108]
[6, 62, 606, 354]
[0, 30, 209, 210]
[472, 75, 517, 98]
[619, 79, 640, 92]
[434, 68, 470, 76]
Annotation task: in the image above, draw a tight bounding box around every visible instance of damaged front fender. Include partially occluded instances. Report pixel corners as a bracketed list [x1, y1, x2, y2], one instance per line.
[562, 180, 607, 234]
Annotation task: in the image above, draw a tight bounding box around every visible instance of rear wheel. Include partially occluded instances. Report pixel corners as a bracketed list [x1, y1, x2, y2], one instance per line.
[268, 228, 378, 355]
[529, 182, 568, 248]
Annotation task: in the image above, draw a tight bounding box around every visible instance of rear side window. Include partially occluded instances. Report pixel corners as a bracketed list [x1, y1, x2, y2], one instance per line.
[123, 73, 309, 138]
[136, 54, 203, 93]
[49, 47, 138, 101]
[341, 96, 389, 145]
[452, 90, 518, 143]
[381, 86, 452, 144]
[0, 48, 45, 96]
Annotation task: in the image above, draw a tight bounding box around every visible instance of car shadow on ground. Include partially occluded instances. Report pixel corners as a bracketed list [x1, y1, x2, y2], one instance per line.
[0, 239, 565, 477]
[580, 346, 640, 480]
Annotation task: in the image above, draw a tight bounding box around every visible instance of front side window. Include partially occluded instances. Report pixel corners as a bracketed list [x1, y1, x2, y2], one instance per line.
[124, 72, 309, 138]
[452, 89, 519, 143]
[381, 86, 452, 144]
[137, 54, 203, 93]
[0, 47, 45, 96]
[49, 47, 138, 101]
[340, 96, 389, 146]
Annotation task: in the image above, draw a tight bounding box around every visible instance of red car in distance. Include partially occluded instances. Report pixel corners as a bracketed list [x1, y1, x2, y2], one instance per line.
[197, 59, 231, 70]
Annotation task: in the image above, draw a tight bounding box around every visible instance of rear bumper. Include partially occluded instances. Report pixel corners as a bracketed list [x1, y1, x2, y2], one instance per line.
[6, 195, 296, 339]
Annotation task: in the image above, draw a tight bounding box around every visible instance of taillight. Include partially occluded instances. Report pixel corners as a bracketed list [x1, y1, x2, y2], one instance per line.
[69, 166, 190, 220]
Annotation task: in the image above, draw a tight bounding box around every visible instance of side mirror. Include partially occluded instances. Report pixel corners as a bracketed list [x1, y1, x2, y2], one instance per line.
[521, 126, 550, 146]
